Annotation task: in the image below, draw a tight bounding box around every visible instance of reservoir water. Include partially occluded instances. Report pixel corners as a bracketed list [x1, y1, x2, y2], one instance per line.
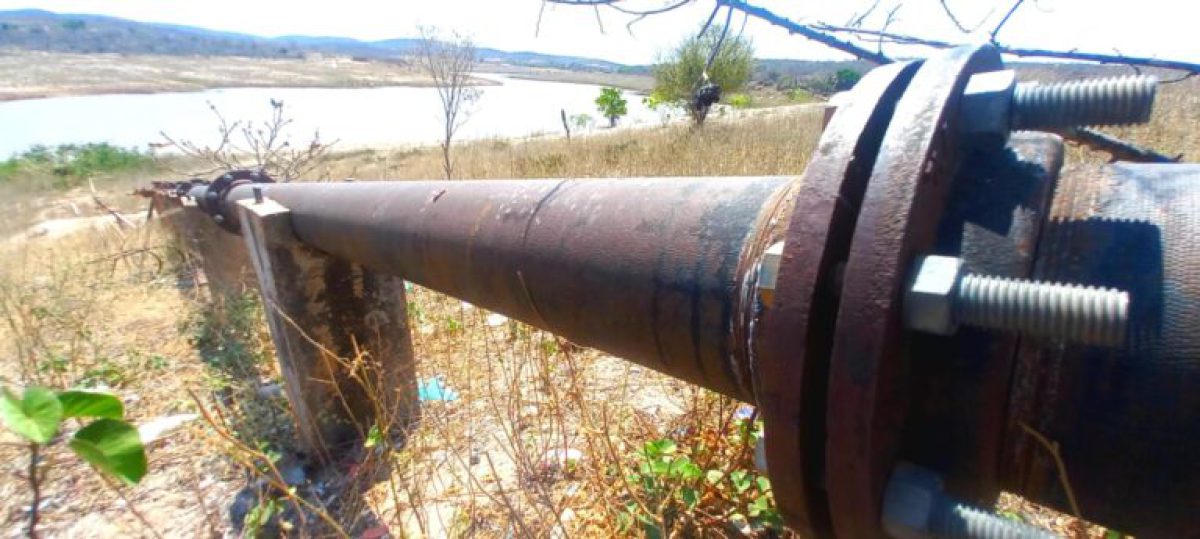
[0, 75, 655, 157]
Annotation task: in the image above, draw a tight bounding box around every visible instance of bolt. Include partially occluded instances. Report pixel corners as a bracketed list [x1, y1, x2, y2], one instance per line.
[253, 186, 264, 204]
[904, 255, 1129, 346]
[960, 69, 1017, 145]
[884, 462, 1060, 539]
[960, 72, 1157, 144]
[1012, 75, 1157, 130]
[756, 241, 786, 307]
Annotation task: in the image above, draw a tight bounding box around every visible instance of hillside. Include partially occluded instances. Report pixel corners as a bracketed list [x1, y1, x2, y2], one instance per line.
[0, 9, 635, 72]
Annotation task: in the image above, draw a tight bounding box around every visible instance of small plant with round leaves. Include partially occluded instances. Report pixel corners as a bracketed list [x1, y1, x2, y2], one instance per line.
[1, 387, 147, 537]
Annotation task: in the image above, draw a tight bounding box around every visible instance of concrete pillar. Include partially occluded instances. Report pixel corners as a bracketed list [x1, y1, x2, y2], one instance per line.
[159, 196, 254, 301]
[236, 197, 418, 460]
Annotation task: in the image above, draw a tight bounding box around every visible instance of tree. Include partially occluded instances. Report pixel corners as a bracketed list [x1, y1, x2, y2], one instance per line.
[595, 87, 629, 128]
[652, 24, 754, 125]
[833, 68, 863, 91]
[415, 26, 480, 179]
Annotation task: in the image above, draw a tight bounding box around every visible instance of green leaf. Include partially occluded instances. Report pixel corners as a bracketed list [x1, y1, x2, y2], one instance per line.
[0, 387, 63, 443]
[57, 390, 123, 419]
[749, 494, 772, 517]
[68, 418, 147, 484]
[675, 460, 703, 482]
[730, 470, 751, 492]
[756, 476, 772, 493]
[705, 469, 724, 485]
[681, 486, 699, 510]
[643, 439, 677, 458]
[364, 424, 381, 448]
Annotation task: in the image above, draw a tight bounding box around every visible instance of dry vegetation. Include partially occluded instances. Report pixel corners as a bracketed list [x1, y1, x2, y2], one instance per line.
[0, 76, 1196, 538]
[0, 50, 443, 101]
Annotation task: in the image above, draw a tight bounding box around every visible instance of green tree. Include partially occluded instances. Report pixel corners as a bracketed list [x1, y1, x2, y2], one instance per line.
[833, 68, 863, 91]
[595, 87, 628, 128]
[652, 25, 755, 125]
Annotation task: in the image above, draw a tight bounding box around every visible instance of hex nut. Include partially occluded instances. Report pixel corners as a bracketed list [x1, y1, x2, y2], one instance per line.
[904, 255, 964, 335]
[882, 463, 943, 539]
[961, 69, 1016, 144]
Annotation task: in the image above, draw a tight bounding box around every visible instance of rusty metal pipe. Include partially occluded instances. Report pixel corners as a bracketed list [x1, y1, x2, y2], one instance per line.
[227, 177, 791, 401]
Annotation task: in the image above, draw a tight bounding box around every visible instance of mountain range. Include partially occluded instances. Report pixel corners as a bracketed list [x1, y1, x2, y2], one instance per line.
[0, 9, 636, 72]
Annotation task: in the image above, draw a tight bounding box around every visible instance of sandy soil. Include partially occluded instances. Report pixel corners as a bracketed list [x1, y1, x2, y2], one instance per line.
[0, 50, 444, 101]
[0, 50, 654, 102]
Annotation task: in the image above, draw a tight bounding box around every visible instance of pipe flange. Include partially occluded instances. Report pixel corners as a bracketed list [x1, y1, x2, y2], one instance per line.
[823, 44, 1003, 538]
[198, 170, 274, 232]
[754, 60, 920, 537]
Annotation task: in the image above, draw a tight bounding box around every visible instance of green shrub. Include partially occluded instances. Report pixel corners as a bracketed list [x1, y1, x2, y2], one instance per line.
[0, 143, 152, 188]
[727, 93, 752, 109]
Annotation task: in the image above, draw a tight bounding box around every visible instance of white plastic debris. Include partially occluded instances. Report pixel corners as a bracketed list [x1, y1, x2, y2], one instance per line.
[138, 413, 199, 444]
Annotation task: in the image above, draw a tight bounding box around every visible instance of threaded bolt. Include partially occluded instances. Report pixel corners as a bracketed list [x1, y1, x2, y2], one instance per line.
[905, 256, 1129, 347]
[956, 274, 1129, 346]
[933, 502, 1061, 539]
[1012, 75, 1157, 130]
[884, 462, 1061, 539]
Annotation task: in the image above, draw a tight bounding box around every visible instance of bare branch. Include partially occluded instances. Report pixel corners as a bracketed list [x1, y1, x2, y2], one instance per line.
[716, 0, 893, 64]
[156, 100, 335, 181]
[547, 0, 1200, 76]
[938, 0, 994, 33]
[990, 0, 1026, 43]
[535, 1, 548, 37]
[697, 3, 722, 37]
[846, 0, 883, 28]
[593, 5, 607, 34]
[1059, 127, 1184, 163]
[416, 26, 481, 179]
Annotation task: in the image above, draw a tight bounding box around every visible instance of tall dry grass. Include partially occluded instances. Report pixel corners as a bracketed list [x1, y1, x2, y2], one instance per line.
[317, 105, 825, 182]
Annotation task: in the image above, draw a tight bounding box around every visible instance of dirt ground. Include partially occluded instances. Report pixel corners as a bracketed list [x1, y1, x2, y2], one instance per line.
[0, 50, 441, 101]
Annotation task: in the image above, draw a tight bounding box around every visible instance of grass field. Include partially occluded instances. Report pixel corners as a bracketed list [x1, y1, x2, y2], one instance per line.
[0, 74, 1196, 538]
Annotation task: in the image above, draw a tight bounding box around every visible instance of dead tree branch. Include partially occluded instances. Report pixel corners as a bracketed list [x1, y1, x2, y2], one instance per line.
[415, 26, 481, 180]
[547, 0, 1200, 76]
[156, 100, 335, 181]
[1059, 127, 1184, 164]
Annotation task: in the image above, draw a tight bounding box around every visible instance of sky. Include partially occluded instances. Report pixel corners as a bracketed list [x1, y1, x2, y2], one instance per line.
[1, 0, 1197, 65]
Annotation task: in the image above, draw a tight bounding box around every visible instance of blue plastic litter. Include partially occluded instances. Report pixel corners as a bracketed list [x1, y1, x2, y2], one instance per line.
[418, 376, 458, 402]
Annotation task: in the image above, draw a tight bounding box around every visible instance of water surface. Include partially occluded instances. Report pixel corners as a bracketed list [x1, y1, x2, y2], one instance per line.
[0, 75, 654, 157]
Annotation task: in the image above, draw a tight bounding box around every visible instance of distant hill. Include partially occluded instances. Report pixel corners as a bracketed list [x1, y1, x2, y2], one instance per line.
[0, 9, 638, 72]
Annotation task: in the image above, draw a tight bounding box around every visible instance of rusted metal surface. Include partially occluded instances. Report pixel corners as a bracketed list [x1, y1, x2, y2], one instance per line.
[900, 132, 1063, 503]
[232, 177, 791, 402]
[1005, 163, 1200, 537]
[824, 45, 1003, 538]
[754, 60, 920, 537]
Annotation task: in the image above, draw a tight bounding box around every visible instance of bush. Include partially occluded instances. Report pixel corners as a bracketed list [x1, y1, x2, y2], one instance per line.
[0, 143, 152, 188]
[727, 93, 752, 109]
[653, 24, 755, 124]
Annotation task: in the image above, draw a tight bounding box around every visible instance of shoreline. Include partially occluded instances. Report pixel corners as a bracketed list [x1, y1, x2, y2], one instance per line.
[0, 51, 653, 103]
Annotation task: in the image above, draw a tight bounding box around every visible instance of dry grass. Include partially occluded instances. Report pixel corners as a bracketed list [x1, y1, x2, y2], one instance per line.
[315, 104, 824, 181]
[0, 76, 1196, 538]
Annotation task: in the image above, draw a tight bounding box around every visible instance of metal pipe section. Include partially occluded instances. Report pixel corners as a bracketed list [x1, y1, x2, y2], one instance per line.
[230, 177, 792, 401]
